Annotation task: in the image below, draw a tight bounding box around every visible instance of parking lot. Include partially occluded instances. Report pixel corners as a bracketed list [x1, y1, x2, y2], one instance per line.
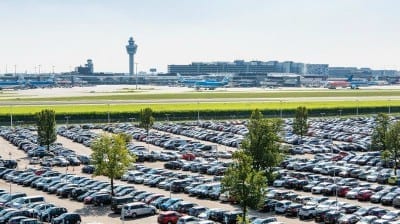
[0, 116, 400, 223]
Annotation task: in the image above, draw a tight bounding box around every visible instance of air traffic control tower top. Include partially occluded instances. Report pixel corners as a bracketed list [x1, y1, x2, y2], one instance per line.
[126, 37, 138, 75]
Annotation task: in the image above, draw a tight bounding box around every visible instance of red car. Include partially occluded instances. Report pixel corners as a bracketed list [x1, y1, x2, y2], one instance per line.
[144, 194, 164, 204]
[337, 186, 351, 197]
[182, 153, 195, 161]
[157, 211, 182, 224]
[357, 190, 374, 201]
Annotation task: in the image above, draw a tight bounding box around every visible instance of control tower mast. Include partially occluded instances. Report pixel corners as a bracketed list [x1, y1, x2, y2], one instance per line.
[126, 37, 138, 75]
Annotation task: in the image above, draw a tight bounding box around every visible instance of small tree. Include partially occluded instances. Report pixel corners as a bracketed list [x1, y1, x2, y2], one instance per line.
[242, 109, 283, 183]
[139, 107, 154, 135]
[36, 109, 57, 151]
[372, 113, 390, 151]
[91, 133, 136, 196]
[293, 106, 308, 144]
[221, 151, 266, 223]
[385, 121, 400, 176]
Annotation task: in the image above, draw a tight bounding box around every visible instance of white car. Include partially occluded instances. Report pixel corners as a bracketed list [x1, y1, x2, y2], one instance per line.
[120, 202, 157, 219]
[274, 200, 291, 214]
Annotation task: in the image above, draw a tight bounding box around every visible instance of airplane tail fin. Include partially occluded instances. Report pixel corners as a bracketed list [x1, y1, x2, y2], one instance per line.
[176, 73, 184, 82]
[347, 75, 353, 82]
[222, 76, 229, 83]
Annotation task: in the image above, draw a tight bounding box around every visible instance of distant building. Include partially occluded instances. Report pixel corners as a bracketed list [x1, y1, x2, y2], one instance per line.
[76, 59, 94, 75]
[168, 60, 307, 75]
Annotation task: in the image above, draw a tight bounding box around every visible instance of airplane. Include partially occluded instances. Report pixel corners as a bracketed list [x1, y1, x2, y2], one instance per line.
[26, 75, 56, 88]
[0, 76, 25, 90]
[326, 75, 382, 89]
[177, 74, 204, 87]
[194, 76, 229, 90]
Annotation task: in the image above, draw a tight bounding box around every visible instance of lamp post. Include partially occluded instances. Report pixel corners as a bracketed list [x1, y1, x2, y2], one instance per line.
[107, 104, 110, 123]
[356, 99, 359, 116]
[330, 136, 338, 208]
[165, 114, 170, 122]
[338, 109, 342, 117]
[135, 62, 139, 90]
[8, 152, 11, 194]
[10, 105, 13, 129]
[320, 112, 325, 119]
[280, 100, 283, 118]
[197, 102, 200, 123]
[389, 99, 391, 114]
[65, 116, 70, 127]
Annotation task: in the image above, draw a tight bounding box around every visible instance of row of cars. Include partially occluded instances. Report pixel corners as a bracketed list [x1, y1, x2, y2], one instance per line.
[0, 127, 90, 168]
[263, 186, 400, 224]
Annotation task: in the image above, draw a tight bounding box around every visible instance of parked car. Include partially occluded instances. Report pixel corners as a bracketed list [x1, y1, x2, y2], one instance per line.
[157, 211, 182, 224]
[121, 202, 157, 219]
[51, 213, 81, 224]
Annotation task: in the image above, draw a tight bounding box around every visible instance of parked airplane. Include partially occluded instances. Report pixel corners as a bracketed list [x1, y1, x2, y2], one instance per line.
[0, 76, 25, 90]
[26, 75, 56, 88]
[326, 75, 383, 89]
[194, 76, 230, 90]
[177, 74, 204, 87]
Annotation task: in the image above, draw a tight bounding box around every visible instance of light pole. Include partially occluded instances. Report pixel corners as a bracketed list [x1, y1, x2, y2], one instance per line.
[197, 102, 200, 122]
[389, 99, 391, 114]
[38, 65, 41, 75]
[135, 62, 139, 90]
[330, 135, 338, 208]
[165, 114, 170, 122]
[107, 104, 110, 123]
[356, 99, 359, 116]
[8, 152, 11, 194]
[65, 116, 70, 127]
[280, 100, 283, 118]
[338, 109, 342, 117]
[320, 112, 325, 119]
[10, 105, 13, 129]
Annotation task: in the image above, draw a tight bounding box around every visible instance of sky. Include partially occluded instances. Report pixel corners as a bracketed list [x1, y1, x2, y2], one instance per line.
[0, 0, 399, 74]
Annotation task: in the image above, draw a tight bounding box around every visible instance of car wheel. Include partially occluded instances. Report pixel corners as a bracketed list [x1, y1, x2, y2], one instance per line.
[131, 213, 137, 218]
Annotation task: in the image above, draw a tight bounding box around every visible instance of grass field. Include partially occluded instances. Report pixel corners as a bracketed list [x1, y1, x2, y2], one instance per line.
[1, 89, 400, 101]
[0, 100, 397, 115]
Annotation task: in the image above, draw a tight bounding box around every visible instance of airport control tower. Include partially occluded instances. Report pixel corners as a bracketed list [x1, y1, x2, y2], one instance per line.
[126, 37, 138, 75]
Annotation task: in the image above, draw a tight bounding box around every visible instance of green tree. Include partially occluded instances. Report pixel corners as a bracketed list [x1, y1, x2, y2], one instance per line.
[372, 113, 390, 151]
[139, 107, 155, 135]
[385, 121, 400, 176]
[91, 133, 136, 196]
[36, 109, 57, 151]
[292, 106, 308, 144]
[221, 151, 266, 223]
[242, 110, 283, 183]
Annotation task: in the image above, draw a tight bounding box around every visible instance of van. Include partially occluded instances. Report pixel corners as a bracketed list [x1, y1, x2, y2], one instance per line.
[111, 196, 135, 213]
[9, 195, 45, 208]
[121, 202, 157, 219]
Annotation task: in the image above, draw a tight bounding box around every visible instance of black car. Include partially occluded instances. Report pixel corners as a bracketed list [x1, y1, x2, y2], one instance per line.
[223, 210, 242, 224]
[324, 210, 344, 224]
[110, 196, 135, 213]
[260, 199, 278, 213]
[81, 165, 95, 174]
[39, 207, 68, 222]
[70, 187, 88, 200]
[164, 161, 182, 170]
[51, 212, 81, 224]
[92, 194, 112, 206]
[314, 208, 330, 223]
[170, 180, 191, 193]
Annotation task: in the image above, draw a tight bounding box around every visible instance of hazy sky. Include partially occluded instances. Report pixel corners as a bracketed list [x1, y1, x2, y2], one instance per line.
[0, 0, 399, 73]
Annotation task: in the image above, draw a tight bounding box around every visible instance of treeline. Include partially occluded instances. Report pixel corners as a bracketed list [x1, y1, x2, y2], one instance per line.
[0, 105, 398, 125]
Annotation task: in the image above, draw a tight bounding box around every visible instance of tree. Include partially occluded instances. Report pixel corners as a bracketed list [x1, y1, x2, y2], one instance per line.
[372, 113, 390, 151]
[139, 107, 155, 135]
[385, 121, 400, 176]
[221, 151, 266, 223]
[36, 109, 57, 151]
[91, 133, 136, 196]
[242, 110, 284, 183]
[292, 106, 308, 144]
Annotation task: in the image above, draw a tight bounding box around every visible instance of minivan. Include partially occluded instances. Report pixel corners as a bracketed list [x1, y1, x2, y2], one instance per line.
[8, 195, 45, 209]
[121, 202, 157, 219]
[274, 200, 292, 214]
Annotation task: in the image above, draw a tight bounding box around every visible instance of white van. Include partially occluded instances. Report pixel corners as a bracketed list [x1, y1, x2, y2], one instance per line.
[9, 195, 45, 208]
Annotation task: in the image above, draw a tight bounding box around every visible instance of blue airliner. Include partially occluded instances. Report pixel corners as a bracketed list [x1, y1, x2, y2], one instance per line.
[194, 77, 229, 90]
